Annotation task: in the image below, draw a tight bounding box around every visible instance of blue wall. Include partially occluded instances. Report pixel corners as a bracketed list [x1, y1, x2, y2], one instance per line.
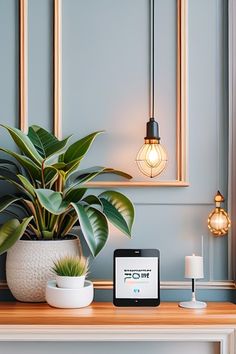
[0, 0, 233, 302]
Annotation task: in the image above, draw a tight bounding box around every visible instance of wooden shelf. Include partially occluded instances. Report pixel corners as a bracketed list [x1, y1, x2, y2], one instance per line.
[0, 302, 235, 326]
[0, 302, 235, 353]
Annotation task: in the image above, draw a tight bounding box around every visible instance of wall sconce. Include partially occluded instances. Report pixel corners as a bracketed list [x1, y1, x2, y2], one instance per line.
[208, 191, 231, 236]
[136, 0, 167, 178]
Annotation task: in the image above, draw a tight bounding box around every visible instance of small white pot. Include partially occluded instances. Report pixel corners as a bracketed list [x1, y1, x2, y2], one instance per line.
[46, 280, 94, 308]
[56, 275, 85, 289]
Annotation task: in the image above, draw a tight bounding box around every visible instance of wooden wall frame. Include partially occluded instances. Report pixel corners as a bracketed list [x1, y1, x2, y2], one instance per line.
[19, 0, 28, 132]
[53, 0, 62, 139]
[18, 0, 188, 185]
[53, 0, 189, 187]
[228, 0, 236, 283]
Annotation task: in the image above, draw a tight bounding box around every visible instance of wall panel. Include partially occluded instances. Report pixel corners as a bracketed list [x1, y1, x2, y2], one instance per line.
[0, 0, 231, 300]
[28, 0, 53, 131]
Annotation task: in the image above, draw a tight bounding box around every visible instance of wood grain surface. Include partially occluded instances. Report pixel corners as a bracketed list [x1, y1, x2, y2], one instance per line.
[0, 302, 235, 326]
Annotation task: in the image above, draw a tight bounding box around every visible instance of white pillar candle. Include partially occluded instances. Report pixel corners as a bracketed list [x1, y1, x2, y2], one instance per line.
[185, 254, 204, 279]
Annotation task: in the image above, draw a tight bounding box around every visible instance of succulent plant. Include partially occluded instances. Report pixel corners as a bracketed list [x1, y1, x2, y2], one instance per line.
[52, 255, 89, 277]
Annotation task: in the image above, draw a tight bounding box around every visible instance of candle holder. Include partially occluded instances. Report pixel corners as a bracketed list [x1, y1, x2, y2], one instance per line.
[179, 254, 207, 309]
[179, 278, 207, 309]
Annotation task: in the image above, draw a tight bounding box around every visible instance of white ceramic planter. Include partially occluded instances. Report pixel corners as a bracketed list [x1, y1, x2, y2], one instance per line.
[56, 275, 85, 289]
[6, 238, 80, 302]
[46, 280, 94, 308]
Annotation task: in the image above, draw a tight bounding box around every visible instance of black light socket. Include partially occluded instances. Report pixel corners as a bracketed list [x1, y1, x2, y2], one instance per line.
[145, 118, 160, 140]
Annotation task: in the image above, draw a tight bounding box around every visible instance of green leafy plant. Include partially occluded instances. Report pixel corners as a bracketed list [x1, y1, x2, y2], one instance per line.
[52, 255, 89, 277]
[0, 125, 134, 256]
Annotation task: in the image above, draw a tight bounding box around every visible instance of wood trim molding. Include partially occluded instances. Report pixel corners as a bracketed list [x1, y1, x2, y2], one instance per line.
[0, 326, 234, 353]
[0, 280, 235, 291]
[53, 0, 188, 187]
[177, 0, 188, 183]
[228, 0, 236, 282]
[19, 0, 28, 132]
[85, 181, 189, 188]
[92, 280, 236, 290]
[53, 0, 62, 139]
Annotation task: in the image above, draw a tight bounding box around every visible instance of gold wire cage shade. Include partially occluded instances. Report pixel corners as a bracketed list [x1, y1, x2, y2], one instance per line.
[136, 140, 167, 178]
[207, 191, 231, 236]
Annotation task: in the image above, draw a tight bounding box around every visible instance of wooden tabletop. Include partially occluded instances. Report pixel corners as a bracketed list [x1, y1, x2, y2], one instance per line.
[0, 302, 235, 326]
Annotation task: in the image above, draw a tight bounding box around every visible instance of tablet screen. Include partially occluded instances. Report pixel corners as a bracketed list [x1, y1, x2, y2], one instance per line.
[115, 256, 158, 299]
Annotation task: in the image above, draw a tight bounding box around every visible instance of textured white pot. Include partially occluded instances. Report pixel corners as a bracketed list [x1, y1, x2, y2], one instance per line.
[6, 238, 80, 302]
[56, 275, 85, 289]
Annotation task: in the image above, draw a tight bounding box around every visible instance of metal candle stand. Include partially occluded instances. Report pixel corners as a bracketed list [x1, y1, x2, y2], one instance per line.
[179, 278, 207, 309]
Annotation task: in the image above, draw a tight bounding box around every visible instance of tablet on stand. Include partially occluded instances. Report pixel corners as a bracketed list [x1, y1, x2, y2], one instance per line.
[113, 249, 160, 307]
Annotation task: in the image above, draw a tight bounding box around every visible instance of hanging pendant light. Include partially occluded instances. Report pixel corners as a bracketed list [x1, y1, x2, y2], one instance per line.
[208, 191, 231, 236]
[136, 0, 167, 178]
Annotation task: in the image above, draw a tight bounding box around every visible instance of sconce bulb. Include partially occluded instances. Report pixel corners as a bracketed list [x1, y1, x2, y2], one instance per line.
[136, 139, 167, 178]
[207, 191, 231, 236]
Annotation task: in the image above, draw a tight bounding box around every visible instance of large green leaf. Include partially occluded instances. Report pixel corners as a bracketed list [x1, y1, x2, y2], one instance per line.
[0, 168, 31, 196]
[101, 168, 132, 179]
[64, 188, 87, 203]
[0, 217, 33, 255]
[0, 176, 32, 201]
[65, 170, 103, 193]
[0, 148, 41, 180]
[99, 191, 134, 237]
[71, 203, 108, 256]
[17, 174, 35, 197]
[64, 160, 81, 175]
[0, 159, 20, 173]
[82, 195, 102, 206]
[82, 195, 102, 211]
[44, 166, 58, 187]
[52, 162, 66, 170]
[1, 125, 43, 165]
[35, 189, 69, 215]
[0, 167, 20, 184]
[65, 167, 116, 191]
[67, 166, 132, 186]
[64, 131, 103, 163]
[28, 125, 71, 159]
[0, 195, 21, 213]
[65, 166, 131, 196]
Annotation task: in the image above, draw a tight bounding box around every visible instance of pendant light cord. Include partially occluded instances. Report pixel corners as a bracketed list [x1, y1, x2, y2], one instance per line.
[150, 0, 155, 118]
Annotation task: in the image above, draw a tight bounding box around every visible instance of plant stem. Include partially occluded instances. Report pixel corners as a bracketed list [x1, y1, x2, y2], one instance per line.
[48, 214, 59, 235]
[22, 200, 41, 237]
[41, 160, 46, 188]
[77, 237, 83, 257]
[34, 199, 46, 238]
